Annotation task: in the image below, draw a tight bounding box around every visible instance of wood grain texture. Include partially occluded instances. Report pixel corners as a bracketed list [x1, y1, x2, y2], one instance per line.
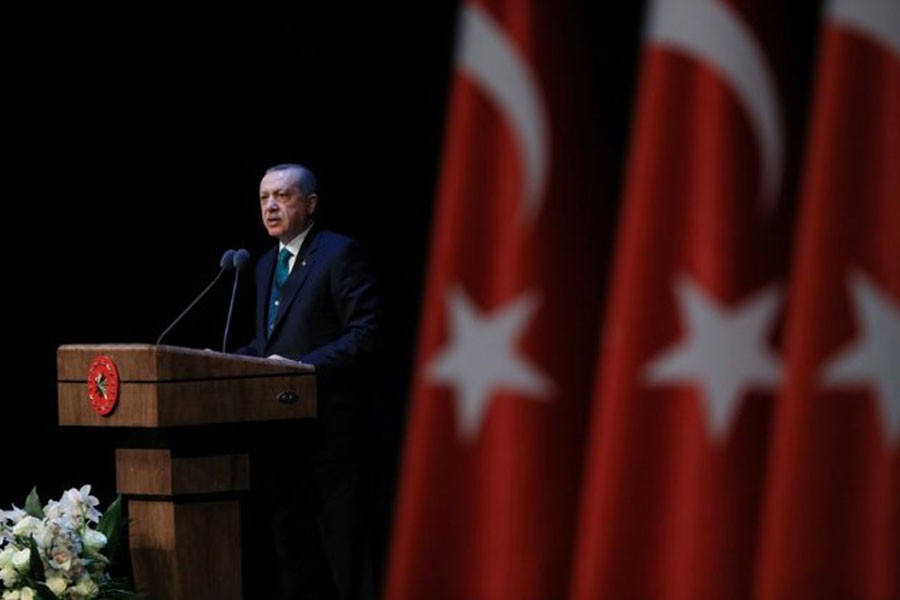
[57, 344, 313, 381]
[116, 449, 250, 496]
[58, 344, 307, 598]
[57, 344, 316, 427]
[129, 500, 242, 599]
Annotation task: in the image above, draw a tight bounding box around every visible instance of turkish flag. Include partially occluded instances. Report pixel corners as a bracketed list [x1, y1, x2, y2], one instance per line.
[755, 2, 900, 598]
[571, 1, 797, 599]
[384, 1, 607, 598]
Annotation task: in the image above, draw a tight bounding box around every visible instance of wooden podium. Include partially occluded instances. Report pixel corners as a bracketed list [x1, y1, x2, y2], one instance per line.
[56, 344, 316, 600]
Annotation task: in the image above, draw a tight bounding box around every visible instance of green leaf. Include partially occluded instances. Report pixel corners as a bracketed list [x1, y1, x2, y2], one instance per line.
[97, 588, 144, 599]
[98, 495, 124, 562]
[33, 582, 60, 600]
[24, 487, 43, 518]
[82, 554, 110, 575]
[26, 536, 45, 581]
[98, 576, 142, 598]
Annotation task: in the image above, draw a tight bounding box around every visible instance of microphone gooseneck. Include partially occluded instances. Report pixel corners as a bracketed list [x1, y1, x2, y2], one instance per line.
[222, 249, 250, 352]
[155, 249, 234, 346]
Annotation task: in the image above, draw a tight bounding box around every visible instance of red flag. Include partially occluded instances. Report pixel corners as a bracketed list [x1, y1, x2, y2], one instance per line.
[385, 1, 606, 598]
[572, 1, 795, 598]
[755, 1, 900, 597]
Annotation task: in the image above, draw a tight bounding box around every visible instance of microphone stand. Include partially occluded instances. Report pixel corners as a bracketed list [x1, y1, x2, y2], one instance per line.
[156, 250, 235, 346]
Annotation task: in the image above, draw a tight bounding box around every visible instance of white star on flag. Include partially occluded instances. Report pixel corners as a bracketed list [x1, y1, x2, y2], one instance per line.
[644, 276, 782, 441]
[821, 271, 900, 446]
[425, 287, 553, 441]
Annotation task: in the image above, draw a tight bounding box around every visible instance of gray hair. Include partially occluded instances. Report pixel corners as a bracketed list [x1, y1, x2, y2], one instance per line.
[265, 163, 318, 197]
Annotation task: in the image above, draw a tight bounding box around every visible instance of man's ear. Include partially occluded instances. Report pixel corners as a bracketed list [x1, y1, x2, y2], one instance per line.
[306, 193, 319, 215]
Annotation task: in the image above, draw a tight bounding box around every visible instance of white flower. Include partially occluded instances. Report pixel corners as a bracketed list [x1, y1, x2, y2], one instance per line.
[49, 546, 74, 572]
[83, 529, 107, 553]
[11, 548, 30, 572]
[11, 516, 40, 537]
[2, 484, 132, 598]
[43, 500, 63, 522]
[60, 486, 101, 524]
[72, 573, 99, 596]
[0, 506, 26, 524]
[32, 522, 54, 550]
[0, 565, 18, 587]
[46, 574, 69, 595]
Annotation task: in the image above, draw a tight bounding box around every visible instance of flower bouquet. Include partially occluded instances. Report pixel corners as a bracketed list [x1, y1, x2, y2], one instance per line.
[1, 486, 139, 600]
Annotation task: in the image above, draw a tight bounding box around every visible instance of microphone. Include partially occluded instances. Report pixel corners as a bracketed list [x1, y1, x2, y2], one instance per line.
[156, 250, 235, 346]
[222, 249, 251, 352]
[233, 248, 251, 271]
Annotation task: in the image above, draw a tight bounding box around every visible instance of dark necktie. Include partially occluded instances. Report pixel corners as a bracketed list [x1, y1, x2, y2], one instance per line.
[267, 248, 292, 336]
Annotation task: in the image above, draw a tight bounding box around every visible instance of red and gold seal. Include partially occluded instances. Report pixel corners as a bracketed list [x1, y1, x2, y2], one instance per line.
[87, 355, 120, 416]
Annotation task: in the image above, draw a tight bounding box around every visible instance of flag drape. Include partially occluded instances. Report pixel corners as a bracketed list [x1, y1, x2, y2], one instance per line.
[386, 1, 607, 598]
[755, 2, 900, 598]
[572, 1, 795, 598]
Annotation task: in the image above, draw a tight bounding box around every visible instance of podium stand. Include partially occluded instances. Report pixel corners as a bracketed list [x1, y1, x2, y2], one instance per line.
[56, 344, 316, 600]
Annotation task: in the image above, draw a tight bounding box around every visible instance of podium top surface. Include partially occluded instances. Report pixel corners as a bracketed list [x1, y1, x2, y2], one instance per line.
[57, 344, 314, 382]
[57, 344, 316, 428]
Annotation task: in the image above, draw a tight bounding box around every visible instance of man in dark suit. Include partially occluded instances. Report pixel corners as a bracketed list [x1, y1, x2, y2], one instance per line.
[237, 163, 379, 600]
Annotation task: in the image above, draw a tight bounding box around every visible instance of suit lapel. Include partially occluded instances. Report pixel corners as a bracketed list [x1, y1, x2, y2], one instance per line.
[269, 226, 321, 338]
[256, 247, 276, 346]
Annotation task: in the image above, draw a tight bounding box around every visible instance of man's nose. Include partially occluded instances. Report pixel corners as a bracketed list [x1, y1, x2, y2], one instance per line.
[264, 197, 278, 211]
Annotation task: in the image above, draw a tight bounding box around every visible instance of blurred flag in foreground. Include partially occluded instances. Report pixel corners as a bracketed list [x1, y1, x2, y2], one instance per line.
[572, 0, 795, 598]
[385, 0, 608, 598]
[756, 1, 899, 598]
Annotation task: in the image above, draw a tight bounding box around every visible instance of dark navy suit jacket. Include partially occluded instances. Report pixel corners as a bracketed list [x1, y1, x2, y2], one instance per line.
[237, 226, 379, 455]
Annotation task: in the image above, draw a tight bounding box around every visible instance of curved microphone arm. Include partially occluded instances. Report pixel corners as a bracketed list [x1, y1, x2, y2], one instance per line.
[156, 268, 227, 346]
[155, 248, 235, 346]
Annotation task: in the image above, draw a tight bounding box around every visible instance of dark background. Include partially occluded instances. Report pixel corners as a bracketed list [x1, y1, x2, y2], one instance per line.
[4, 0, 819, 593]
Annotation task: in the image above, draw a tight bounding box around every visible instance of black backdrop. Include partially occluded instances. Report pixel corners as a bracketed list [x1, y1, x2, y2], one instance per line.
[4, 0, 818, 592]
[5, 0, 649, 497]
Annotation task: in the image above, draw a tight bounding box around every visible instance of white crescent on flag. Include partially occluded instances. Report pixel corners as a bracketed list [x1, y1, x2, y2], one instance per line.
[646, 0, 785, 212]
[829, 0, 900, 59]
[455, 3, 551, 226]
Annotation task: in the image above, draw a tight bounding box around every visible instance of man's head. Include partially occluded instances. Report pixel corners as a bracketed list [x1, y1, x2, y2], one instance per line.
[259, 164, 319, 243]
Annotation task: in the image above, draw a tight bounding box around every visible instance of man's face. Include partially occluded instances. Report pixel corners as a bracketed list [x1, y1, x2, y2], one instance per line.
[259, 169, 316, 243]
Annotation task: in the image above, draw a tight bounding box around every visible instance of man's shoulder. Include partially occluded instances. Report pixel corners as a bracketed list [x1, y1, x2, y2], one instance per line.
[314, 229, 356, 248]
[312, 230, 363, 256]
